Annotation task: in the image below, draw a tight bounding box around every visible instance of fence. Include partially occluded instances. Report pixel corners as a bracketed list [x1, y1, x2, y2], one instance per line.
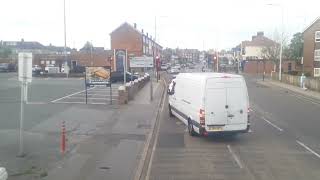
[271, 72, 320, 92]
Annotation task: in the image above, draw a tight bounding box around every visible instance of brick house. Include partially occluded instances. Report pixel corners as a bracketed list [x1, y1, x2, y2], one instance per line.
[240, 32, 277, 60]
[110, 22, 162, 71]
[303, 17, 320, 77]
[70, 50, 112, 68]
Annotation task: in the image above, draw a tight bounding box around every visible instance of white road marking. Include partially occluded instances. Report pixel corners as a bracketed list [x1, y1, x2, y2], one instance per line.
[227, 145, 243, 169]
[26, 102, 46, 105]
[52, 101, 85, 104]
[261, 117, 283, 132]
[50, 87, 95, 102]
[80, 94, 118, 96]
[66, 97, 115, 100]
[296, 140, 320, 159]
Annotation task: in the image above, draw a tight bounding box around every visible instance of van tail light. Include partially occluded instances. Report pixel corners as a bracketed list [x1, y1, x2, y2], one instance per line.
[199, 109, 205, 127]
[247, 107, 251, 113]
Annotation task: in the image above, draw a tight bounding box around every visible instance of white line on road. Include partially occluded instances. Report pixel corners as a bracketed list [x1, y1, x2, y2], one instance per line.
[66, 97, 113, 100]
[296, 140, 320, 159]
[262, 117, 283, 132]
[26, 102, 46, 105]
[52, 101, 85, 104]
[50, 87, 95, 103]
[78, 94, 118, 96]
[227, 145, 243, 169]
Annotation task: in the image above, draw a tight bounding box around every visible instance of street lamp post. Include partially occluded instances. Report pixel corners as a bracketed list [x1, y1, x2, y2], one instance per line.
[267, 3, 284, 81]
[63, 0, 68, 77]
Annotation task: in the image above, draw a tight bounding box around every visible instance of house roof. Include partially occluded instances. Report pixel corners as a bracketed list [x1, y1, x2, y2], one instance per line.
[2, 41, 45, 49]
[110, 22, 162, 48]
[242, 36, 277, 47]
[110, 22, 142, 36]
[303, 16, 320, 34]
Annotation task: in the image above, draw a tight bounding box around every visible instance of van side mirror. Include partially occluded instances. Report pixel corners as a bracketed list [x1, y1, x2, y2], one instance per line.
[167, 88, 174, 95]
[168, 81, 176, 95]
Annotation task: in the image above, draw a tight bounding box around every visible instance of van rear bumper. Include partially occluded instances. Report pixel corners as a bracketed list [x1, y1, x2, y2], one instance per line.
[201, 123, 250, 136]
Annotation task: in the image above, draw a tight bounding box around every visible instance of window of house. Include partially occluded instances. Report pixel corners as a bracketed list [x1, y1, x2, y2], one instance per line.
[314, 68, 320, 77]
[40, 60, 45, 64]
[46, 60, 50, 65]
[51, 60, 55, 65]
[315, 31, 320, 42]
[315, 49, 320, 61]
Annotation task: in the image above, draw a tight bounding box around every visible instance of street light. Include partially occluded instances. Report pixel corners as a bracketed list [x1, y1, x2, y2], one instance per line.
[267, 3, 284, 81]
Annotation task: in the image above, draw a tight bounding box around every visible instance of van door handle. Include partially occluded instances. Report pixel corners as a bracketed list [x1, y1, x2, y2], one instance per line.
[225, 105, 229, 109]
[228, 114, 234, 118]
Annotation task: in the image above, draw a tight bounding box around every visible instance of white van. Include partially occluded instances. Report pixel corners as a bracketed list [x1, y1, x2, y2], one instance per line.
[168, 73, 250, 136]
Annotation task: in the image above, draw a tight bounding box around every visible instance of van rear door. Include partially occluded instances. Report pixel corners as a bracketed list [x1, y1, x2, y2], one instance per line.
[226, 85, 247, 125]
[205, 87, 228, 125]
[205, 77, 247, 126]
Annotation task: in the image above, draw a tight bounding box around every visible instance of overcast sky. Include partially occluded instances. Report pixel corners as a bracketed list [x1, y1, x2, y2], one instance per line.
[0, 0, 318, 50]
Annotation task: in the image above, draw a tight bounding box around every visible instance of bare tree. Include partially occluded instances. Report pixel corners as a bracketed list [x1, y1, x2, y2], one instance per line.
[261, 30, 289, 72]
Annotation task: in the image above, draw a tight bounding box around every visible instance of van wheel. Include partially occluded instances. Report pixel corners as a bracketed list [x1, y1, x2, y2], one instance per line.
[188, 119, 196, 136]
[169, 105, 173, 117]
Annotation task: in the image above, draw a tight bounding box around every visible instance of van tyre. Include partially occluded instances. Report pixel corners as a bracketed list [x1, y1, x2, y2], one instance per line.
[169, 105, 173, 117]
[188, 119, 196, 136]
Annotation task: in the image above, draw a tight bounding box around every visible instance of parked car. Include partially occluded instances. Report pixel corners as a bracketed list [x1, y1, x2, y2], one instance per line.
[168, 73, 250, 136]
[110, 71, 138, 83]
[32, 65, 43, 76]
[169, 67, 180, 74]
[0, 63, 9, 72]
[174, 64, 181, 70]
[160, 64, 168, 71]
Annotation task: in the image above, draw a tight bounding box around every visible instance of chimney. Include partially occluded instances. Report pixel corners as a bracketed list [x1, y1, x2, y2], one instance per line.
[21, 38, 24, 42]
[257, 31, 264, 36]
[133, 23, 137, 29]
[141, 29, 144, 34]
[146, 33, 148, 37]
[252, 36, 256, 41]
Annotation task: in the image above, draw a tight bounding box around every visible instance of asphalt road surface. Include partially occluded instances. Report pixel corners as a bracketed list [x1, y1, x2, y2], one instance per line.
[145, 71, 320, 180]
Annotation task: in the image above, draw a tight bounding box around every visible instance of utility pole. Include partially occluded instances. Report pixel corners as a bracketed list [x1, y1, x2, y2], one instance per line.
[63, 0, 68, 77]
[279, 6, 284, 81]
[90, 40, 93, 66]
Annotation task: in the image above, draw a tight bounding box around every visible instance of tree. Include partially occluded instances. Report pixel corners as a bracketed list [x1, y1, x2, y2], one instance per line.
[261, 30, 289, 72]
[289, 32, 303, 61]
[80, 41, 93, 52]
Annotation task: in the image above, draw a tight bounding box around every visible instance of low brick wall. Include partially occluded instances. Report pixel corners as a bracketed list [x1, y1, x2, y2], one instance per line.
[117, 74, 150, 104]
[271, 72, 320, 92]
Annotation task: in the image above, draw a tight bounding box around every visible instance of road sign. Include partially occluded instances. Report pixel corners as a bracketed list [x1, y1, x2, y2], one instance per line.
[18, 53, 32, 83]
[130, 56, 154, 68]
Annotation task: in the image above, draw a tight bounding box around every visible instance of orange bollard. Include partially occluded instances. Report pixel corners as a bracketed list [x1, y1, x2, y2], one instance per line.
[60, 120, 66, 155]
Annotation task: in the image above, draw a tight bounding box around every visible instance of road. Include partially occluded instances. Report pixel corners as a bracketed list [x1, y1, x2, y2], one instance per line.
[144, 69, 320, 180]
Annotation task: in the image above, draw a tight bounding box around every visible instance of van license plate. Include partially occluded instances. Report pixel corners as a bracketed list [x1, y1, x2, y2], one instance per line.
[208, 126, 223, 131]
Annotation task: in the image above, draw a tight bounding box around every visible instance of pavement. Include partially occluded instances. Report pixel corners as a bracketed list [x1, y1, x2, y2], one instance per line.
[257, 79, 320, 101]
[0, 72, 164, 180]
[142, 70, 320, 180]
